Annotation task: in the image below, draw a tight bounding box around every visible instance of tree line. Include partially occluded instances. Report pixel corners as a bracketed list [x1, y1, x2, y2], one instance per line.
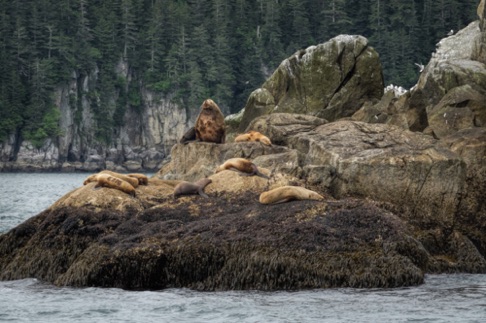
[0, 0, 478, 146]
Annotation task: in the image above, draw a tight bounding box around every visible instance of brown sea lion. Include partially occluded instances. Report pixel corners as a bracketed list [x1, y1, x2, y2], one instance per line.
[235, 131, 272, 146]
[94, 173, 136, 197]
[194, 99, 226, 143]
[259, 186, 324, 204]
[215, 158, 269, 179]
[83, 174, 98, 185]
[173, 178, 212, 199]
[99, 170, 139, 188]
[179, 126, 197, 144]
[127, 173, 149, 185]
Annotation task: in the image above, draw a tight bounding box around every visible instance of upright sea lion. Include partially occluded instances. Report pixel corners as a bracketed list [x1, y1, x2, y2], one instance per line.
[235, 131, 272, 146]
[195, 99, 226, 143]
[215, 158, 269, 179]
[99, 170, 139, 188]
[179, 126, 197, 144]
[127, 173, 149, 185]
[259, 186, 324, 204]
[173, 178, 212, 199]
[94, 173, 137, 197]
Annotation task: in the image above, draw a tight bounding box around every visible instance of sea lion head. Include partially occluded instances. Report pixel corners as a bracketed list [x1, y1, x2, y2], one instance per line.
[201, 99, 222, 114]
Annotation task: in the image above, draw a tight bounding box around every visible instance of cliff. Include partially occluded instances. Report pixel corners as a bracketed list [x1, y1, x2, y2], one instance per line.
[0, 61, 194, 173]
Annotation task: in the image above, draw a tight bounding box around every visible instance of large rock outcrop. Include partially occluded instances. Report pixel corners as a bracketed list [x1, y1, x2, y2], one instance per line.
[238, 35, 384, 131]
[0, 189, 427, 290]
[351, 5, 486, 138]
[2, 2, 486, 292]
[2, 126, 486, 290]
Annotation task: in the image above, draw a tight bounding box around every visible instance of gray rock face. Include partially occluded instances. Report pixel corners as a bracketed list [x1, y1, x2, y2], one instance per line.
[295, 121, 465, 229]
[0, 62, 193, 172]
[239, 35, 384, 131]
[162, 117, 467, 230]
[351, 12, 486, 140]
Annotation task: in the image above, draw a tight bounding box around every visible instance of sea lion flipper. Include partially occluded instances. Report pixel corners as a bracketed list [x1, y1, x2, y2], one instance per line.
[257, 172, 270, 179]
[274, 197, 292, 204]
[197, 187, 209, 198]
[180, 126, 197, 144]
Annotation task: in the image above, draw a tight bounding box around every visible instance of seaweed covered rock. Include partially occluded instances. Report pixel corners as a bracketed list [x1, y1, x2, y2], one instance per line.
[1, 193, 429, 290]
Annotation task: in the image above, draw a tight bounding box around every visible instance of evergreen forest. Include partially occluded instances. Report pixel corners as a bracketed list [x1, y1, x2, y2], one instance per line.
[0, 0, 479, 146]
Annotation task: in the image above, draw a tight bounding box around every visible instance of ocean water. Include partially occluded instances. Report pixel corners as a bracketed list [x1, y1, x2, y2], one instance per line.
[1, 173, 486, 322]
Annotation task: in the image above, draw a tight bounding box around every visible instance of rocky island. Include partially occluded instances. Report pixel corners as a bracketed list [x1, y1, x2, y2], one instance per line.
[0, 1, 485, 291]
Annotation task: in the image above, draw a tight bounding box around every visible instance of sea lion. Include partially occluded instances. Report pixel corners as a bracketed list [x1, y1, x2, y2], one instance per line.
[94, 173, 136, 197]
[235, 131, 272, 146]
[99, 170, 139, 188]
[127, 173, 149, 185]
[173, 178, 212, 199]
[215, 158, 269, 179]
[179, 126, 197, 144]
[194, 99, 226, 143]
[259, 186, 324, 204]
[83, 174, 99, 185]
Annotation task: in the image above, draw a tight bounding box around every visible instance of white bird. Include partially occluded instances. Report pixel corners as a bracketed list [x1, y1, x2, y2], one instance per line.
[414, 63, 424, 72]
[447, 29, 454, 36]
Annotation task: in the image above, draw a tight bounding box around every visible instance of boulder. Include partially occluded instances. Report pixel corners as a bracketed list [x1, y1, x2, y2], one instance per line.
[289, 120, 465, 229]
[426, 85, 486, 138]
[243, 113, 328, 146]
[441, 128, 486, 253]
[233, 114, 468, 229]
[476, 0, 485, 58]
[158, 141, 290, 182]
[0, 189, 429, 290]
[399, 21, 486, 135]
[239, 35, 384, 131]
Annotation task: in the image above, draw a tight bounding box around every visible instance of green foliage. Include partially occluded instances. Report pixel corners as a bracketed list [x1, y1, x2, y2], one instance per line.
[0, 0, 479, 145]
[22, 107, 62, 149]
[146, 79, 172, 93]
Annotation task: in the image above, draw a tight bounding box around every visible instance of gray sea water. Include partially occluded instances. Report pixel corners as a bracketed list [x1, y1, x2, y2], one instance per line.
[1, 173, 486, 322]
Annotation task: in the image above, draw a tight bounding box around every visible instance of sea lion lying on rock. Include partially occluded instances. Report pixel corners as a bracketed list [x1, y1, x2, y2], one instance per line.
[93, 173, 137, 197]
[84, 171, 138, 188]
[99, 170, 139, 188]
[173, 178, 212, 199]
[127, 173, 149, 185]
[235, 131, 272, 146]
[259, 186, 324, 204]
[195, 99, 226, 143]
[84, 171, 148, 188]
[215, 158, 269, 179]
